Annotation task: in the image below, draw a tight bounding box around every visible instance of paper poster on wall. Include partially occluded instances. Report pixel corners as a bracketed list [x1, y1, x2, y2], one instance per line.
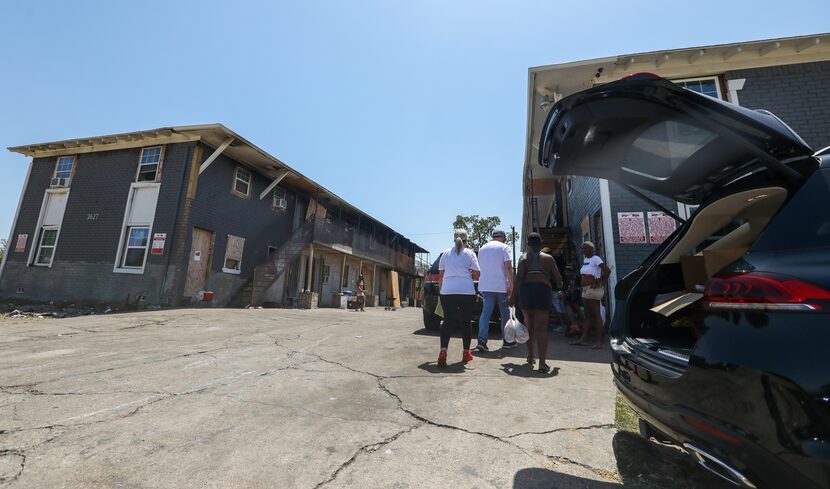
[617, 212, 646, 244]
[647, 212, 676, 244]
[15, 234, 28, 253]
[151, 233, 167, 255]
[194, 250, 202, 262]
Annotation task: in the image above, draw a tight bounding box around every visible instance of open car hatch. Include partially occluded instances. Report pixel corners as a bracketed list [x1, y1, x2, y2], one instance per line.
[539, 74, 815, 205]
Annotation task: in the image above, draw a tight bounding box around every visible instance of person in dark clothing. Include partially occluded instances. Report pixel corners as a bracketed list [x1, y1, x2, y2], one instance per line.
[509, 233, 563, 373]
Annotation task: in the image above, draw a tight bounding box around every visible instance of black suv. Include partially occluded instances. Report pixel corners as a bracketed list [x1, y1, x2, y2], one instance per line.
[540, 74, 830, 489]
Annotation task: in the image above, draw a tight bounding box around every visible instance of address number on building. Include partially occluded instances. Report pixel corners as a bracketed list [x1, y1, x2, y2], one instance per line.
[86, 213, 99, 220]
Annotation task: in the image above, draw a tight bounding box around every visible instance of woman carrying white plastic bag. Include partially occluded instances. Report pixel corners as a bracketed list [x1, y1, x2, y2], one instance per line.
[509, 233, 563, 374]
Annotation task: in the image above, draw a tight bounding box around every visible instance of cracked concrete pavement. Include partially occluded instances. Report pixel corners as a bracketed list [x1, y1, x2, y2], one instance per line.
[0, 307, 619, 488]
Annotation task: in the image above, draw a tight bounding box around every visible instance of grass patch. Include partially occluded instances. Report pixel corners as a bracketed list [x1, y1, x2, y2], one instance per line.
[615, 394, 639, 433]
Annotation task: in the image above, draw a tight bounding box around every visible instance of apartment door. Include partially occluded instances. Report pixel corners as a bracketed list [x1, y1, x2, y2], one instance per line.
[184, 228, 214, 299]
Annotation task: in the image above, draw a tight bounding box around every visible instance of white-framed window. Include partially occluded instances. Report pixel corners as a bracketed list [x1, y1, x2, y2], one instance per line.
[121, 226, 150, 268]
[222, 234, 245, 274]
[272, 187, 287, 210]
[233, 167, 252, 198]
[137, 146, 164, 182]
[34, 227, 59, 266]
[674, 76, 723, 99]
[51, 156, 75, 187]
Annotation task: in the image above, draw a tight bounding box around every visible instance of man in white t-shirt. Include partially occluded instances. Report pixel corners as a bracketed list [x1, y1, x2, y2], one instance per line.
[475, 229, 515, 351]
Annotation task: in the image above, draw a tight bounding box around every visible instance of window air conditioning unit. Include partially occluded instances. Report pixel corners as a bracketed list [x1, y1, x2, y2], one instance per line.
[277, 198, 288, 209]
[50, 177, 68, 187]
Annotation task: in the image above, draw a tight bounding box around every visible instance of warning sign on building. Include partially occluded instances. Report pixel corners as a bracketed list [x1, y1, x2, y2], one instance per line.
[15, 234, 28, 253]
[647, 212, 676, 244]
[151, 233, 167, 255]
[617, 212, 646, 244]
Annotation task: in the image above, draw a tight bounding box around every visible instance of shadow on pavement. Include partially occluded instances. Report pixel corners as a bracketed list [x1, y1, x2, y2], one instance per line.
[513, 467, 619, 488]
[500, 362, 560, 378]
[413, 326, 611, 364]
[416, 361, 469, 374]
[613, 431, 736, 488]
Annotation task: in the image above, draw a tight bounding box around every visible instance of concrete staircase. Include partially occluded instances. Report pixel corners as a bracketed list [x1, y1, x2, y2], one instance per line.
[229, 218, 315, 308]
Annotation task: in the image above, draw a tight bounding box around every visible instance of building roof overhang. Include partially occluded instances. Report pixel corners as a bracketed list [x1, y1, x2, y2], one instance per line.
[8, 123, 426, 254]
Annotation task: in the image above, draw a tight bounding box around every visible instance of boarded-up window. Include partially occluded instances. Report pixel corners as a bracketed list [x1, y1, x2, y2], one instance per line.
[223, 234, 245, 272]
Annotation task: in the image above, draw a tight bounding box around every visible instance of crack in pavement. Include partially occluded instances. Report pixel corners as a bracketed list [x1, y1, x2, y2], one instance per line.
[504, 423, 615, 438]
[547, 455, 620, 481]
[0, 449, 25, 484]
[271, 335, 620, 483]
[312, 423, 424, 489]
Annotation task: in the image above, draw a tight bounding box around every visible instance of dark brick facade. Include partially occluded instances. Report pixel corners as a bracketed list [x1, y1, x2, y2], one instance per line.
[0, 136, 417, 308]
[181, 143, 307, 303]
[0, 144, 192, 304]
[566, 176, 601, 266]
[0, 139, 314, 306]
[726, 60, 830, 150]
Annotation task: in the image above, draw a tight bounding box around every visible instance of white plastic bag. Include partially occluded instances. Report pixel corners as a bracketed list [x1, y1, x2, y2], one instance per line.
[514, 318, 530, 344]
[503, 307, 517, 343]
[504, 307, 529, 344]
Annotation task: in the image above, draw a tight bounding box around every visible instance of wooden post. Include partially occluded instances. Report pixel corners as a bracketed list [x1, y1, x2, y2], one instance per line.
[341, 254, 347, 291]
[307, 243, 314, 291]
[169, 144, 203, 306]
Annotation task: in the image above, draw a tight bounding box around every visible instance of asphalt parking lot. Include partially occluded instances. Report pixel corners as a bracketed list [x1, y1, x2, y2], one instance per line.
[0, 307, 726, 488]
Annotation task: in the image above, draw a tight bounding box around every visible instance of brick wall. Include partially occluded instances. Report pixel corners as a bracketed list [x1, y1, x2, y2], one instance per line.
[566, 176, 601, 267]
[185, 143, 303, 304]
[726, 60, 830, 150]
[0, 143, 191, 304]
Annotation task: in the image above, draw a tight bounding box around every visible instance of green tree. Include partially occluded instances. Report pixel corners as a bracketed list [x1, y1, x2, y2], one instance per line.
[452, 215, 516, 252]
[0, 239, 6, 263]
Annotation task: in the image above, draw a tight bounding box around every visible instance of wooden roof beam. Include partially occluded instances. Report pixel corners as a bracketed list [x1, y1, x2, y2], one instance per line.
[796, 37, 821, 53]
[655, 54, 670, 68]
[759, 41, 781, 57]
[688, 49, 705, 64]
[723, 46, 742, 60]
[259, 170, 290, 200]
[198, 137, 234, 175]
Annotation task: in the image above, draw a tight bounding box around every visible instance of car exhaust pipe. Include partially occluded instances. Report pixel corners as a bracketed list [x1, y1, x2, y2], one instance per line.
[683, 443, 757, 488]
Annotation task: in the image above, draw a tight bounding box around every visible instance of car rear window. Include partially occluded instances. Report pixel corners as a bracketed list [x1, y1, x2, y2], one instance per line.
[753, 169, 830, 251]
[623, 120, 718, 179]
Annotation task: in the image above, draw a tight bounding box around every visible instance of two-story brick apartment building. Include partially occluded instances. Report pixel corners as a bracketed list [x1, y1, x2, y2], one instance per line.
[522, 33, 830, 314]
[1, 124, 426, 308]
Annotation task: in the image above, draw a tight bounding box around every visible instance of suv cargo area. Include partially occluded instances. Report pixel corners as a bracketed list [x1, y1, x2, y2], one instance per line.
[622, 186, 790, 365]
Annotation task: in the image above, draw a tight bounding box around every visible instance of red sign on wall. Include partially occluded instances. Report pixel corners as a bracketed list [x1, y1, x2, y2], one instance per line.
[617, 212, 646, 244]
[647, 212, 677, 244]
[15, 234, 28, 253]
[151, 233, 167, 255]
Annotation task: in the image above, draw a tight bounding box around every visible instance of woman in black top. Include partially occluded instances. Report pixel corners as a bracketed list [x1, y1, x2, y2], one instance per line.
[509, 233, 563, 373]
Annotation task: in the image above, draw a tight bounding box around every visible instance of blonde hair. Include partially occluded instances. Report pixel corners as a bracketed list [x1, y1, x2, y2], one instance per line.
[453, 228, 468, 255]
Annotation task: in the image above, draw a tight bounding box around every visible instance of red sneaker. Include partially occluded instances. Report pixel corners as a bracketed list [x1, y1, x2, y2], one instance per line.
[437, 350, 448, 368]
[462, 349, 474, 363]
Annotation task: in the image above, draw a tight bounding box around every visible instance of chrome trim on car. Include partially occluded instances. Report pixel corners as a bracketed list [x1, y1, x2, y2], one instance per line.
[683, 443, 757, 488]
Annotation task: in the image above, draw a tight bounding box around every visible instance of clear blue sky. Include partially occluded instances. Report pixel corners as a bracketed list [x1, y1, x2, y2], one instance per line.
[1, 1, 828, 258]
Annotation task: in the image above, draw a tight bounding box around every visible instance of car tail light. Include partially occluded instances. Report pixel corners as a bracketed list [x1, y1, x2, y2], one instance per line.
[705, 272, 830, 312]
